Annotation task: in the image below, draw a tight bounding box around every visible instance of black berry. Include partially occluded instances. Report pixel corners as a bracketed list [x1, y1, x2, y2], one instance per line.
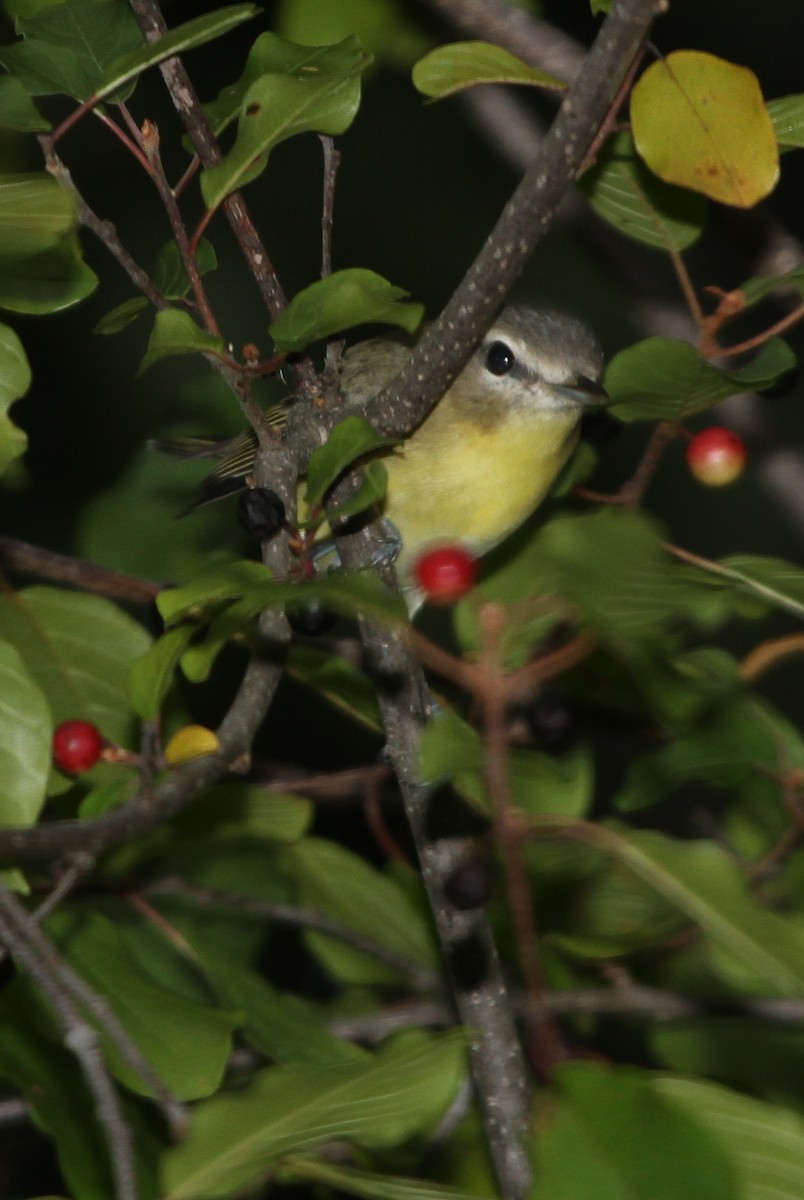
[238, 488, 286, 540]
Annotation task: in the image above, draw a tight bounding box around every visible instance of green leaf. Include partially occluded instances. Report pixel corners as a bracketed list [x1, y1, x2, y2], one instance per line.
[419, 707, 485, 804]
[538, 1062, 738, 1200]
[305, 414, 399, 508]
[95, 5, 259, 102]
[129, 624, 195, 721]
[630, 50, 779, 208]
[286, 644, 382, 732]
[152, 238, 217, 300]
[411, 40, 565, 99]
[204, 31, 369, 135]
[616, 690, 804, 811]
[0, 321, 30, 476]
[0, 638, 51, 827]
[325, 459, 388, 524]
[0, 0, 144, 99]
[738, 264, 804, 308]
[0, 74, 50, 130]
[93, 295, 148, 335]
[282, 1158, 493, 1200]
[161, 1031, 465, 1199]
[140, 308, 227, 373]
[579, 131, 707, 251]
[551, 851, 688, 959]
[270, 268, 423, 354]
[5, 0, 73, 16]
[180, 783, 312, 844]
[420, 706, 592, 819]
[78, 444, 240, 581]
[286, 838, 437, 984]
[161, 568, 407, 668]
[275, 0, 430, 70]
[0, 174, 96, 313]
[602, 829, 804, 994]
[515, 509, 692, 640]
[194, 946, 366, 1067]
[767, 93, 804, 149]
[656, 1076, 804, 1200]
[47, 907, 237, 1100]
[678, 553, 804, 623]
[606, 336, 796, 421]
[0, 173, 76, 257]
[156, 560, 271, 625]
[200, 38, 369, 210]
[0, 238, 97, 313]
[0, 587, 150, 752]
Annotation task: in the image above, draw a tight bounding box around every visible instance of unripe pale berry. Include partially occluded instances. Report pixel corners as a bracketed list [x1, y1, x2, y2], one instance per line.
[164, 724, 220, 766]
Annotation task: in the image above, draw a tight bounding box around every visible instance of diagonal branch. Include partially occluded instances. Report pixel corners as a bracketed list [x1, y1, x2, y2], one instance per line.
[355, 0, 663, 441]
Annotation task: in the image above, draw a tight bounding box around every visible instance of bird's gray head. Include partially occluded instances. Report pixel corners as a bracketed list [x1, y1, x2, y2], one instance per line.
[454, 304, 607, 423]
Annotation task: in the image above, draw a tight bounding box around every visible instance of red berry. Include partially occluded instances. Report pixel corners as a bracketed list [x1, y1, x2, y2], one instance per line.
[53, 720, 104, 774]
[413, 544, 478, 605]
[686, 426, 747, 487]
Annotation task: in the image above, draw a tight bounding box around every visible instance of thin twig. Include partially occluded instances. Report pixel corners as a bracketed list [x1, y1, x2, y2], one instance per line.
[476, 605, 563, 1081]
[0, 887, 138, 1200]
[32, 855, 96, 924]
[328, 986, 804, 1041]
[39, 146, 168, 310]
[320, 135, 340, 279]
[140, 119, 221, 336]
[127, 0, 288, 324]
[144, 878, 439, 991]
[0, 886, 185, 1135]
[0, 537, 163, 602]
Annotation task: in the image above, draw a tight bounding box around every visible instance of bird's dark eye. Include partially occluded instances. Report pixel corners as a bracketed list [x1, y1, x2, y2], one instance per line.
[485, 340, 516, 376]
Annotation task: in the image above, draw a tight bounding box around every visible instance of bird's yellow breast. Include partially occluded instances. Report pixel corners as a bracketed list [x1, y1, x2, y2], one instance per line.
[383, 399, 580, 574]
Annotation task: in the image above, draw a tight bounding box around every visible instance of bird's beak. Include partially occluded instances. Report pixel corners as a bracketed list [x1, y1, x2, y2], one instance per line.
[555, 375, 609, 407]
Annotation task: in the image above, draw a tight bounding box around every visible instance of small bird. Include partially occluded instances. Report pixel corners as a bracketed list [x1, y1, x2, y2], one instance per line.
[159, 305, 607, 584]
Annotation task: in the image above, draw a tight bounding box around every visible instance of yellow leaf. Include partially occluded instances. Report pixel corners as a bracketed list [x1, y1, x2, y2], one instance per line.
[630, 51, 779, 208]
[164, 724, 220, 766]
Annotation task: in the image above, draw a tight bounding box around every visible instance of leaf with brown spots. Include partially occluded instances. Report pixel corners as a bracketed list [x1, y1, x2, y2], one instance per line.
[630, 51, 779, 208]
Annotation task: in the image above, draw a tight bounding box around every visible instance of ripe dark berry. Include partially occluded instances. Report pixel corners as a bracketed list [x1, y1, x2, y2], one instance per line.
[525, 692, 575, 752]
[444, 856, 494, 910]
[686, 427, 747, 487]
[238, 488, 286, 540]
[287, 602, 336, 636]
[53, 720, 103, 774]
[413, 545, 478, 605]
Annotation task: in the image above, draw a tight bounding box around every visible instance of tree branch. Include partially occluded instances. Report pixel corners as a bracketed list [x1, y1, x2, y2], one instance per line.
[351, 0, 663, 442]
[0, 887, 139, 1200]
[0, 536, 163, 603]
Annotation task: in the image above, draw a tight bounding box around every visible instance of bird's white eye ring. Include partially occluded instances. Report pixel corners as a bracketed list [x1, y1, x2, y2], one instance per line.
[485, 340, 516, 376]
